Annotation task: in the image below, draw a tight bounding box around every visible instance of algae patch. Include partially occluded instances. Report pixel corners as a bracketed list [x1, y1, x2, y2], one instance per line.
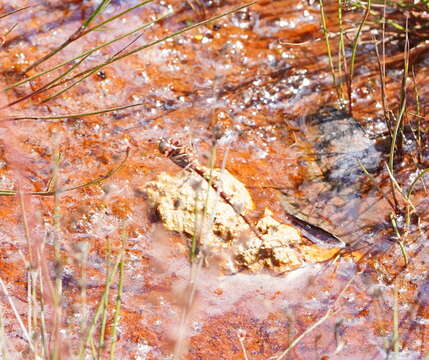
[142, 168, 339, 272]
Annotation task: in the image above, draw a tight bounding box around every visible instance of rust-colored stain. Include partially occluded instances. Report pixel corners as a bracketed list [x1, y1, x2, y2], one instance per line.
[0, 0, 428, 359]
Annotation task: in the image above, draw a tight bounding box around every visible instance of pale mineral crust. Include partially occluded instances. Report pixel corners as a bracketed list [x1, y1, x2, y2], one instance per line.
[142, 168, 254, 248]
[142, 168, 339, 272]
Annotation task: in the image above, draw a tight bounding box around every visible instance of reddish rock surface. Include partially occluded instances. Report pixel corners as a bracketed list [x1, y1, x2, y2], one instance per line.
[0, 0, 428, 359]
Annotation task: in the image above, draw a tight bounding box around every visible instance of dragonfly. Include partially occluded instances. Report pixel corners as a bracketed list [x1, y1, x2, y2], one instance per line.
[158, 106, 389, 251]
[158, 137, 267, 244]
[158, 132, 351, 249]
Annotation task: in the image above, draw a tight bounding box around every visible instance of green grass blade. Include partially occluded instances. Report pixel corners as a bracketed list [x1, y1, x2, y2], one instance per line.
[6, 2, 254, 102]
[388, 16, 409, 171]
[70, 2, 257, 88]
[80, 0, 153, 38]
[82, 0, 112, 29]
[108, 230, 127, 360]
[78, 253, 122, 359]
[0, 148, 128, 197]
[22, 0, 112, 73]
[4, 2, 253, 93]
[41, 25, 148, 103]
[1, 102, 146, 121]
[407, 168, 429, 199]
[349, 0, 372, 82]
[319, 0, 342, 105]
[5, 53, 91, 108]
[0, 5, 31, 20]
[4, 11, 169, 92]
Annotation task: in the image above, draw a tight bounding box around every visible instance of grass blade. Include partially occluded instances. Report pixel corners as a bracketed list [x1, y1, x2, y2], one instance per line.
[0, 148, 128, 197]
[388, 15, 409, 171]
[349, 0, 372, 83]
[40, 26, 148, 103]
[0, 6, 31, 20]
[1, 102, 146, 121]
[3, 3, 160, 93]
[5, 53, 91, 108]
[78, 252, 122, 359]
[69, 2, 256, 91]
[407, 168, 429, 199]
[108, 230, 127, 360]
[318, 0, 341, 105]
[22, 0, 112, 73]
[4, 2, 253, 94]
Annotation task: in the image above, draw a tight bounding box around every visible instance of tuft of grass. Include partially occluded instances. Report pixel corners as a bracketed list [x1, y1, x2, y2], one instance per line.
[77, 237, 126, 359]
[319, 0, 374, 112]
[2, 2, 255, 121]
[3, 10, 169, 107]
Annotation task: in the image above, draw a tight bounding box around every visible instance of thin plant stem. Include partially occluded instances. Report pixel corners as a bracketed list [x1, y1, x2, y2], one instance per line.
[78, 253, 122, 359]
[407, 168, 429, 199]
[25, 270, 32, 349]
[22, 0, 113, 73]
[388, 15, 409, 172]
[5, 53, 92, 108]
[0, 5, 31, 20]
[108, 229, 127, 360]
[195, 144, 217, 259]
[0, 148, 128, 197]
[237, 331, 250, 360]
[3, 12, 169, 93]
[79, 0, 154, 38]
[37, 264, 49, 359]
[40, 23, 149, 103]
[337, 0, 346, 106]
[1, 23, 18, 46]
[1, 103, 147, 121]
[39, 2, 256, 99]
[3, 3, 254, 94]
[358, 160, 397, 211]
[78, 243, 90, 340]
[392, 280, 400, 354]
[374, 0, 390, 133]
[82, 0, 112, 29]
[390, 213, 408, 266]
[0, 276, 34, 353]
[51, 150, 63, 360]
[411, 67, 422, 163]
[273, 273, 358, 360]
[384, 162, 415, 211]
[319, 0, 342, 104]
[349, 0, 372, 113]
[98, 236, 112, 358]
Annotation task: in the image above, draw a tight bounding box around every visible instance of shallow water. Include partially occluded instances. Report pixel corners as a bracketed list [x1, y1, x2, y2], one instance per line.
[0, 0, 428, 359]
